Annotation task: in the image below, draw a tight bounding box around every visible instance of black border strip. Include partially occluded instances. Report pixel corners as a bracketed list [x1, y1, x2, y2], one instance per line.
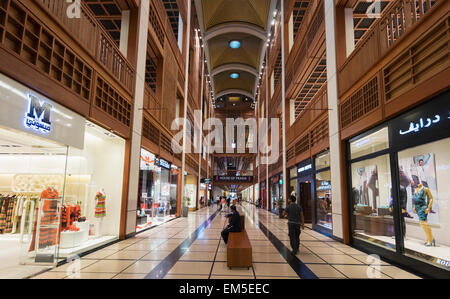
[144, 209, 220, 279]
[258, 221, 318, 279]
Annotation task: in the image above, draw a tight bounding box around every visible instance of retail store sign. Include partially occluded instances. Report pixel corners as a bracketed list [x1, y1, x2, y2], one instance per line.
[24, 94, 52, 134]
[398, 115, 441, 136]
[390, 90, 450, 148]
[298, 164, 312, 173]
[0, 73, 85, 149]
[158, 158, 171, 169]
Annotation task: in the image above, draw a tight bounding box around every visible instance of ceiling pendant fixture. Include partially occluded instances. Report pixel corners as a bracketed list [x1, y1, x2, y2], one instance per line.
[229, 40, 241, 49]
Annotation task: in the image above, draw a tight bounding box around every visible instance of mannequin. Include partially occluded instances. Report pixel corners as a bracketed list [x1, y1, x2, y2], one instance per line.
[94, 189, 106, 237]
[413, 184, 435, 246]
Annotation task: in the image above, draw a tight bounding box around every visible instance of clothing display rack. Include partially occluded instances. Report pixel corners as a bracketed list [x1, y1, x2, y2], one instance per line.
[0, 192, 40, 235]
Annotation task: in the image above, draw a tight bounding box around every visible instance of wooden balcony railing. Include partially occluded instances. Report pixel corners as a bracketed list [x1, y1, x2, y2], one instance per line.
[37, 0, 135, 95]
[339, 0, 440, 97]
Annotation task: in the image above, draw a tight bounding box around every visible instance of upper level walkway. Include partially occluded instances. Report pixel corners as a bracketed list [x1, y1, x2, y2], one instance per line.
[32, 203, 421, 279]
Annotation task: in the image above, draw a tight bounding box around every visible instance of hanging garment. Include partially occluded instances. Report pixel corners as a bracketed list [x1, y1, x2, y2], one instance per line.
[0, 198, 7, 233]
[69, 205, 81, 226]
[29, 187, 59, 251]
[4, 195, 17, 233]
[94, 192, 106, 218]
[0, 195, 7, 233]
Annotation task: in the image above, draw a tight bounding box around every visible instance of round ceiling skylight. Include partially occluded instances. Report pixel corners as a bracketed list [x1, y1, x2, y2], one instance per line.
[230, 73, 239, 79]
[229, 40, 241, 49]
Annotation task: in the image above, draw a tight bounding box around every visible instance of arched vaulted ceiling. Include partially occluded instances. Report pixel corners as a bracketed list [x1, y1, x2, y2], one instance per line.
[208, 33, 262, 71]
[201, 0, 272, 31]
[194, 0, 277, 108]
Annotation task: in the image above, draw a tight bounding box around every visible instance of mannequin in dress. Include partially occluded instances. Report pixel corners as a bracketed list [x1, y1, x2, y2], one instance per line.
[413, 184, 435, 246]
[94, 189, 106, 237]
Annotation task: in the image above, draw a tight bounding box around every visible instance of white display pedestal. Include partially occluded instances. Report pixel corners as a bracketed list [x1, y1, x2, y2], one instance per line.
[59, 221, 89, 249]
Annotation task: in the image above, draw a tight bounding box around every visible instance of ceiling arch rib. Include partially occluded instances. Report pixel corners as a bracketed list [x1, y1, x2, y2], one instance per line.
[216, 89, 254, 100]
[211, 64, 258, 78]
[204, 23, 267, 42]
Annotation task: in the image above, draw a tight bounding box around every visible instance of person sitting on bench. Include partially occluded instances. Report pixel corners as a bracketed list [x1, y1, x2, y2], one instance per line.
[221, 205, 242, 244]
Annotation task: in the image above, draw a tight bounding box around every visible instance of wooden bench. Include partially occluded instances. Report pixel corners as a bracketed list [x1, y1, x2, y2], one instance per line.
[227, 215, 252, 269]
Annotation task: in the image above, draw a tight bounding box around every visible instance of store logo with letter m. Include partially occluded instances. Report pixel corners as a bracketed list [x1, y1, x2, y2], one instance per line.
[24, 94, 52, 134]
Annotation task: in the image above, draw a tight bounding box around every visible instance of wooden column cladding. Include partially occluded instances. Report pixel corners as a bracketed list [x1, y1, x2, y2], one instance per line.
[0, 0, 136, 139]
[143, 0, 204, 175]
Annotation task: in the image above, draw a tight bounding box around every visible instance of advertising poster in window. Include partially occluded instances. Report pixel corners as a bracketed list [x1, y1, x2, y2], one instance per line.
[398, 153, 440, 225]
[353, 165, 379, 213]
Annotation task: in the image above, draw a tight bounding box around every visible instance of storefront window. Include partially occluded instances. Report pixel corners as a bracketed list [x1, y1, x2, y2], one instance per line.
[347, 91, 449, 275]
[137, 149, 156, 231]
[0, 126, 68, 272]
[289, 166, 298, 200]
[289, 167, 297, 180]
[316, 151, 331, 170]
[158, 162, 171, 219]
[289, 178, 297, 200]
[316, 170, 332, 230]
[137, 153, 176, 231]
[63, 122, 125, 257]
[350, 127, 389, 160]
[270, 174, 283, 213]
[314, 152, 332, 230]
[397, 138, 450, 269]
[350, 154, 395, 250]
[184, 174, 197, 209]
[169, 166, 178, 216]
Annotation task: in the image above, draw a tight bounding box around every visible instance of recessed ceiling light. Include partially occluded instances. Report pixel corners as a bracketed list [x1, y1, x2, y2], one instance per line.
[230, 73, 239, 79]
[229, 40, 241, 49]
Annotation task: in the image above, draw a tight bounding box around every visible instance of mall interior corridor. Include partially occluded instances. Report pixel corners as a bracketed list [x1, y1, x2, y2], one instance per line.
[32, 203, 420, 279]
[0, 0, 448, 283]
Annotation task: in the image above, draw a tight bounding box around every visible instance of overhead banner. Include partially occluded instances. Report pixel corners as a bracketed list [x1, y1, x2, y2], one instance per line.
[213, 176, 254, 183]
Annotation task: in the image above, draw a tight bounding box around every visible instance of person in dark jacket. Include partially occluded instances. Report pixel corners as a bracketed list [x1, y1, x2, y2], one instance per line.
[283, 195, 305, 255]
[221, 205, 242, 244]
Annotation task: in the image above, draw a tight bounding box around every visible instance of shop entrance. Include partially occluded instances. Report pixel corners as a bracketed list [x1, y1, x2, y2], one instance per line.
[0, 126, 67, 278]
[299, 182, 313, 223]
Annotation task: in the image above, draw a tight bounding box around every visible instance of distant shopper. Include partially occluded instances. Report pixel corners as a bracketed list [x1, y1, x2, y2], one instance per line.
[221, 205, 242, 244]
[221, 196, 226, 211]
[283, 195, 305, 255]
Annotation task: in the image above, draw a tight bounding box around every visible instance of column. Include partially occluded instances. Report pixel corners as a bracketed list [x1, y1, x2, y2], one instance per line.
[119, 10, 130, 57]
[324, 0, 349, 243]
[124, 1, 150, 237]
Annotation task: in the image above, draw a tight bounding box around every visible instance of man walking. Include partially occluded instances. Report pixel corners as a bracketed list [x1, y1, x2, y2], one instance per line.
[221, 205, 242, 244]
[283, 195, 305, 255]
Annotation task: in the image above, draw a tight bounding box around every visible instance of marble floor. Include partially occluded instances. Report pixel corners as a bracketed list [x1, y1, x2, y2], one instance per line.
[31, 203, 421, 279]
